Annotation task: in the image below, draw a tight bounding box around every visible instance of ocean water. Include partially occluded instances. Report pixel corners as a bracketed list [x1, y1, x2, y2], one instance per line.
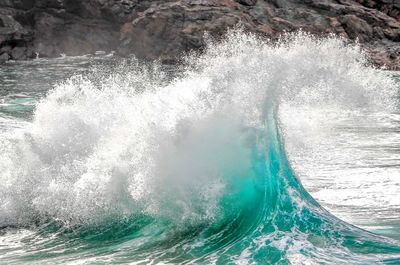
[0, 30, 399, 264]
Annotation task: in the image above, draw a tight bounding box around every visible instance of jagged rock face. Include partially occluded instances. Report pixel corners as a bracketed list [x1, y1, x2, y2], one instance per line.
[118, 1, 258, 61]
[0, 0, 399, 69]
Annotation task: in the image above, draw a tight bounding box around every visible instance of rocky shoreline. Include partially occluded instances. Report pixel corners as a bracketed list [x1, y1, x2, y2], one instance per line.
[0, 0, 399, 69]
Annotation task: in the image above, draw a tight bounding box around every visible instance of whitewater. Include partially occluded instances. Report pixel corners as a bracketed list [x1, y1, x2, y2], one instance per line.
[0, 30, 399, 264]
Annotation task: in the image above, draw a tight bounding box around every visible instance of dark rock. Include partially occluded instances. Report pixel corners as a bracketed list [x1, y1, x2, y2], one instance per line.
[10, 46, 26, 60]
[35, 0, 65, 9]
[0, 12, 32, 62]
[236, 0, 257, 6]
[0, 14, 25, 32]
[0, 45, 11, 53]
[0, 0, 34, 10]
[0, 52, 9, 62]
[0, 0, 398, 69]
[118, 1, 259, 61]
[366, 45, 400, 69]
[341, 15, 373, 42]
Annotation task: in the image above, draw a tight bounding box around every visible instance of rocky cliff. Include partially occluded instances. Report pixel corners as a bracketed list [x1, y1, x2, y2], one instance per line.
[0, 0, 399, 69]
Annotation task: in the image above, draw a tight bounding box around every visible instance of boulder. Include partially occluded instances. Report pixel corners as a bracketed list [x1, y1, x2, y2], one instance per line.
[341, 15, 373, 42]
[10, 46, 26, 60]
[0, 51, 9, 62]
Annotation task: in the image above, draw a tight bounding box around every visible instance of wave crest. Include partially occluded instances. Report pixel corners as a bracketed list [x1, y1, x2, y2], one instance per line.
[0, 29, 399, 264]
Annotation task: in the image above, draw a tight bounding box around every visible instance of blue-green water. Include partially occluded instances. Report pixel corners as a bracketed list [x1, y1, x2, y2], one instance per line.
[0, 31, 399, 264]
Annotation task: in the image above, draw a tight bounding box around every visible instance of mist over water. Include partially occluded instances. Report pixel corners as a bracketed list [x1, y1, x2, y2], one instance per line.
[0, 30, 399, 264]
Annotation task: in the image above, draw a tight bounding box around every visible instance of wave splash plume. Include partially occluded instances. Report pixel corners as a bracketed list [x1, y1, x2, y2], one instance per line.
[0, 30, 399, 264]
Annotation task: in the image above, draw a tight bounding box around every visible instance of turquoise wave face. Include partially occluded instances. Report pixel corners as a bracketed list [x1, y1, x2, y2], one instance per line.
[6, 109, 399, 265]
[0, 30, 399, 264]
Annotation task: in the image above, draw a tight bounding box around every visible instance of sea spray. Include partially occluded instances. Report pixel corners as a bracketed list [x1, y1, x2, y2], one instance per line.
[0, 29, 399, 264]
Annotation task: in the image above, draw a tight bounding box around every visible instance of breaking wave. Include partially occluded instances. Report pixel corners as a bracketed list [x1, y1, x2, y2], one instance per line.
[0, 30, 399, 264]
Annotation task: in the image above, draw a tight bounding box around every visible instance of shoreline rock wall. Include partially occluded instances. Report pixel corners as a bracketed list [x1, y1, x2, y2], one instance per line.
[0, 0, 399, 69]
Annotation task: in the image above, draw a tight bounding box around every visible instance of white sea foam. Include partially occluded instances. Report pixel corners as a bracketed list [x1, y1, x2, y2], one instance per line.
[0, 30, 397, 230]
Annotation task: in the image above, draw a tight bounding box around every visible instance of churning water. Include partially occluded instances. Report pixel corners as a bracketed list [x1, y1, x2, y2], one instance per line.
[0, 30, 399, 264]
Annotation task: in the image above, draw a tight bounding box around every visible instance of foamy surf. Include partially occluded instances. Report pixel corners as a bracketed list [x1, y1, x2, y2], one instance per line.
[0, 30, 399, 264]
